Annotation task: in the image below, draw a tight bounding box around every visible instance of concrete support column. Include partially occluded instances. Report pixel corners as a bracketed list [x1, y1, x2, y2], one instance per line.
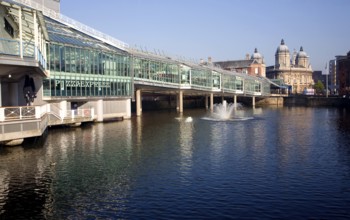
[205, 95, 208, 109]
[126, 98, 131, 119]
[210, 93, 214, 112]
[97, 99, 104, 122]
[233, 95, 237, 108]
[59, 100, 67, 118]
[178, 90, 183, 113]
[252, 96, 256, 107]
[176, 94, 179, 111]
[136, 89, 142, 116]
[221, 96, 225, 103]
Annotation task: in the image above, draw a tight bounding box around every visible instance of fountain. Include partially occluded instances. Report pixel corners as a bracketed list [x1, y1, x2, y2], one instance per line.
[212, 100, 236, 120]
[202, 100, 251, 121]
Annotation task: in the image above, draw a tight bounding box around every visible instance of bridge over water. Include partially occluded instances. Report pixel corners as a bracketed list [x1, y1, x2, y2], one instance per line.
[0, 0, 281, 144]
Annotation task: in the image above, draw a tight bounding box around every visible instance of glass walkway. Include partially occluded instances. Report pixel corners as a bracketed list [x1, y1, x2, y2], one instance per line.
[0, 0, 278, 143]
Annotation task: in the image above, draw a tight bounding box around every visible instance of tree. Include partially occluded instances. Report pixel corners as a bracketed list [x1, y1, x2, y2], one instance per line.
[314, 80, 325, 95]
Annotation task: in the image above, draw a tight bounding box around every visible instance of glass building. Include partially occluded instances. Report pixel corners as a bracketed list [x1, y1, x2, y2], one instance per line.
[43, 17, 132, 99]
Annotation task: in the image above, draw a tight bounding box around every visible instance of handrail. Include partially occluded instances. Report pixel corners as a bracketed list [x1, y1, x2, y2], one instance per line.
[0, 104, 94, 122]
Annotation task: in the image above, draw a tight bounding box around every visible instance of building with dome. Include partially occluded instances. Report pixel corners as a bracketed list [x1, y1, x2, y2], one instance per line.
[266, 39, 314, 94]
[213, 48, 266, 77]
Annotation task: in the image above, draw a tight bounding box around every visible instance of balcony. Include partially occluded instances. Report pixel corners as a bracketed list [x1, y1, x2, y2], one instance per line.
[0, 38, 47, 70]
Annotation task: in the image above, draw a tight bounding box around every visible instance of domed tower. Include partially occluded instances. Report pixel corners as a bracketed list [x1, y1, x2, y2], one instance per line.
[251, 48, 264, 64]
[275, 39, 290, 69]
[296, 46, 309, 68]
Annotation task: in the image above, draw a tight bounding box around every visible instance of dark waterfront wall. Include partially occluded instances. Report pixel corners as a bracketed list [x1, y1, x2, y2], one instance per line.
[131, 96, 206, 112]
[133, 96, 280, 112]
[243, 97, 284, 106]
[131, 95, 350, 112]
[284, 96, 350, 107]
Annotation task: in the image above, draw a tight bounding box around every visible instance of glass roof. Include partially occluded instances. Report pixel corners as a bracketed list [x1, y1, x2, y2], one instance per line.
[45, 16, 126, 54]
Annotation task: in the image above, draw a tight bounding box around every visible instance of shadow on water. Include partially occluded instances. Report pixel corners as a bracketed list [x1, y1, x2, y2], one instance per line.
[0, 123, 96, 219]
[0, 141, 54, 219]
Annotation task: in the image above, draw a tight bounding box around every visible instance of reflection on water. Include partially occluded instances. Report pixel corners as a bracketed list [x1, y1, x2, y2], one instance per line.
[1, 107, 350, 219]
[177, 115, 194, 176]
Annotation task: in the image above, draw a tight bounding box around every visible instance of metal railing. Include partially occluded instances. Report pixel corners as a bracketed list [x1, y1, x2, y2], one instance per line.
[13, 0, 129, 50]
[60, 108, 95, 121]
[0, 106, 40, 121]
[0, 104, 94, 122]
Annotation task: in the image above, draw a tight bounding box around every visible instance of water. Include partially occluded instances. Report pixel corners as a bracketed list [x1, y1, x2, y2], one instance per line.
[1, 107, 350, 219]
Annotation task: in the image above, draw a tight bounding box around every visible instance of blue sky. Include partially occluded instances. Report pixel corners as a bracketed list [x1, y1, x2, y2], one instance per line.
[60, 0, 350, 72]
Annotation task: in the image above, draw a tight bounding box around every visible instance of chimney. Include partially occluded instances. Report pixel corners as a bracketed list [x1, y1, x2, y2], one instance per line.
[245, 53, 250, 60]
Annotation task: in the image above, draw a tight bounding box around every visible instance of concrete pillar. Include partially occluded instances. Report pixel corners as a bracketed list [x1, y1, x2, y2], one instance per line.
[252, 96, 255, 107]
[178, 90, 183, 113]
[221, 96, 225, 103]
[176, 94, 179, 111]
[210, 93, 214, 112]
[59, 100, 67, 118]
[136, 89, 142, 116]
[0, 108, 4, 121]
[205, 95, 208, 109]
[126, 98, 131, 119]
[233, 95, 237, 109]
[97, 99, 103, 122]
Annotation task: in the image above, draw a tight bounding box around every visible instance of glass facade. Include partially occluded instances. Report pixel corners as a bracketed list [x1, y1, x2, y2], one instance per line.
[38, 10, 269, 99]
[191, 68, 212, 88]
[222, 75, 244, 92]
[244, 78, 262, 94]
[43, 43, 132, 97]
[133, 57, 180, 84]
[131, 55, 264, 94]
[42, 42, 265, 99]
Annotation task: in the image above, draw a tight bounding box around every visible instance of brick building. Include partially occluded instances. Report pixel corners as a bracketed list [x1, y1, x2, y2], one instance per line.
[213, 48, 266, 77]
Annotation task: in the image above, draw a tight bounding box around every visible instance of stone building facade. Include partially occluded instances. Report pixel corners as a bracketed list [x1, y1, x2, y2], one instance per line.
[266, 39, 314, 94]
[214, 48, 266, 77]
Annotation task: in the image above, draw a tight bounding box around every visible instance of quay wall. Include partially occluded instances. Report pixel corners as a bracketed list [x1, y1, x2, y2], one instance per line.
[238, 97, 284, 107]
[256, 97, 284, 106]
[284, 96, 350, 107]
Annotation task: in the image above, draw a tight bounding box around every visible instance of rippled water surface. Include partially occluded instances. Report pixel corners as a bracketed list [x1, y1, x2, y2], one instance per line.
[1, 107, 350, 219]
